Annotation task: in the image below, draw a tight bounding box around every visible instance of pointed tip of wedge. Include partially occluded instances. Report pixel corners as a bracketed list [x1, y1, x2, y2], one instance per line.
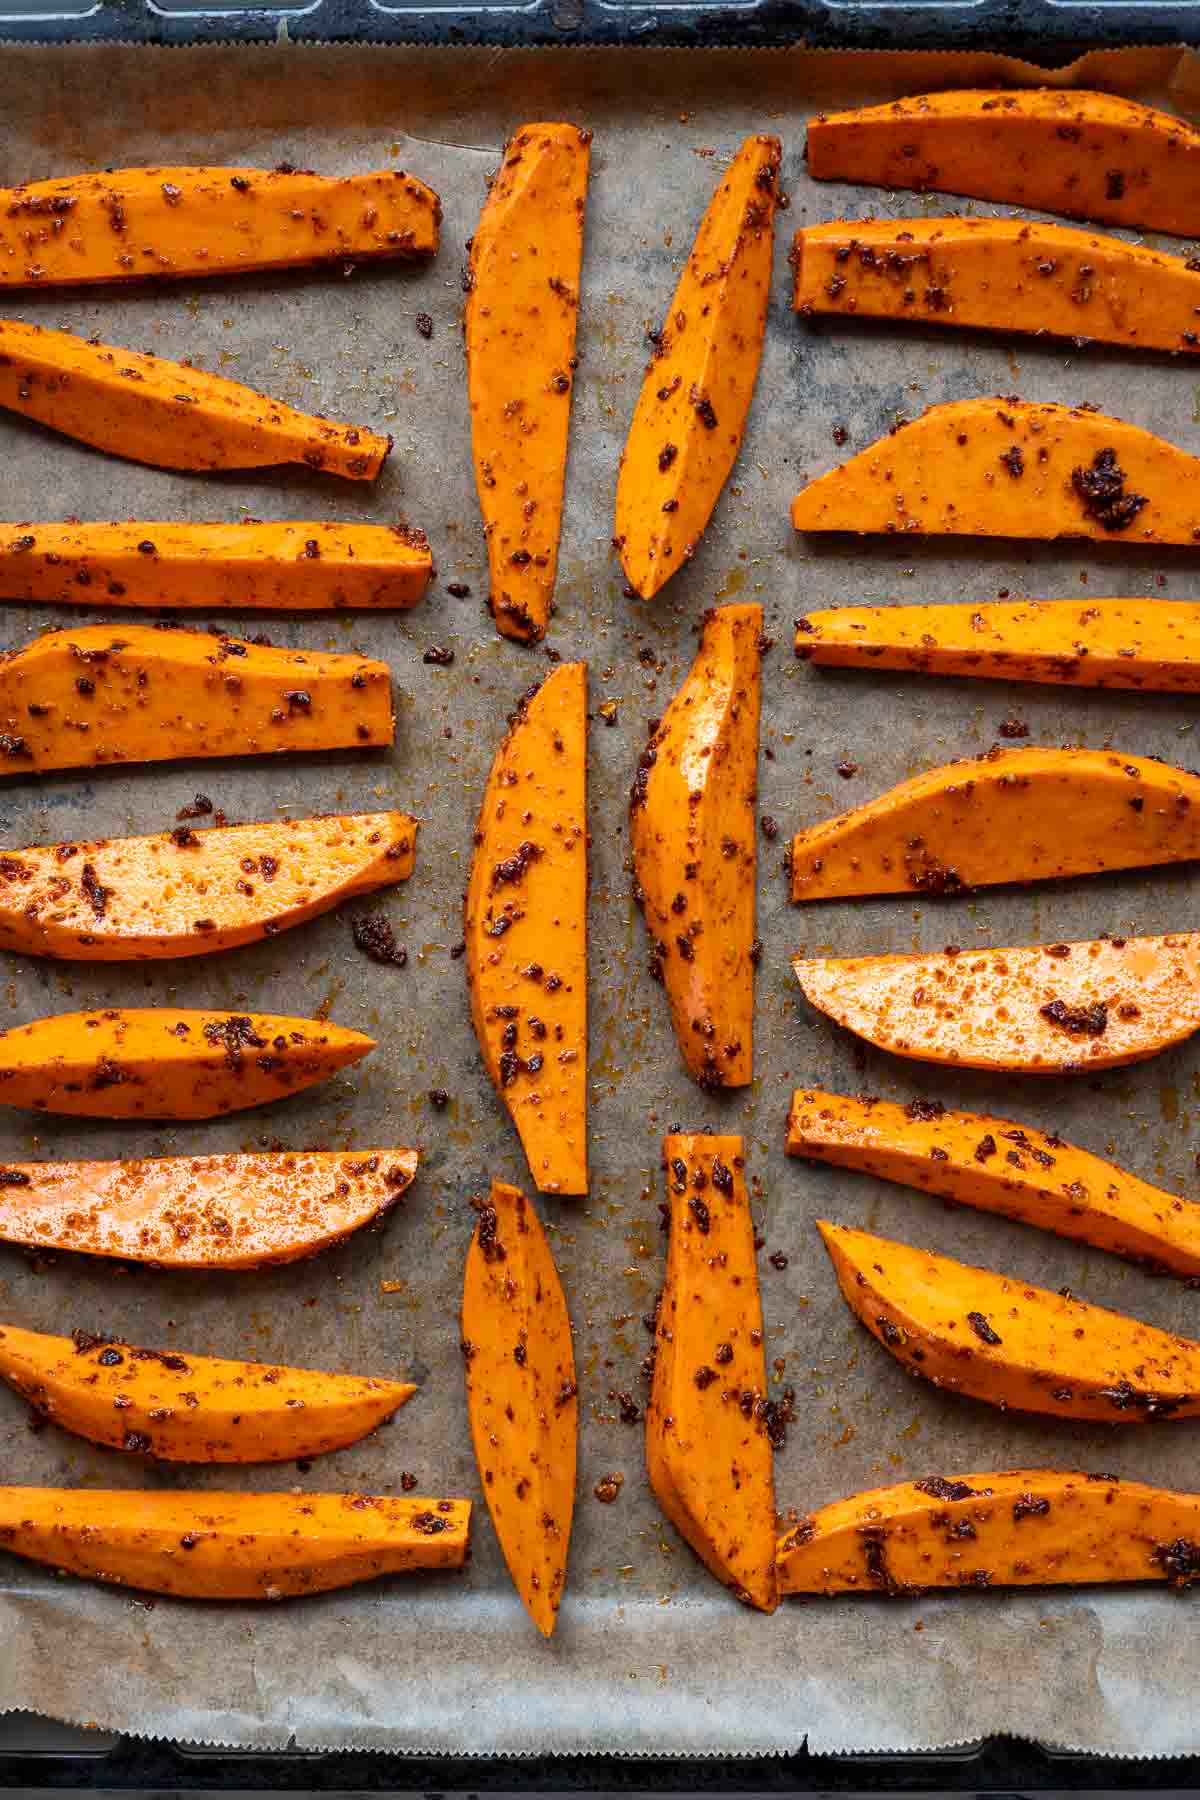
[528, 1597, 561, 1637]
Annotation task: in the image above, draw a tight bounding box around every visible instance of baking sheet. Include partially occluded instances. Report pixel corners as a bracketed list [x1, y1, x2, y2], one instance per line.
[1, 40, 1200, 1757]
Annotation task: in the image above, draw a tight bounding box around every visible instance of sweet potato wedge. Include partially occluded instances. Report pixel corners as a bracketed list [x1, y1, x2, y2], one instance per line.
[0, 1147, 418, 1268]
[792, 217, 1200, 353]
[0, 1007, 373, 1118]
[778, 1470, 1200, 1594]
[788, 1090, 1200, 1277]
[647, 1135, 778, 1612]
[465, 664, 587, 1195]
[0, 164, 440, 289]
[615, 135, 781, 599]
[790, 398, 1200, 543]
[795, 597, 1200, 692]
[794, 931, 1200, 1073]
[0, 520, 433, 611]
[462, 1180, 577, 1636]
[631, 604, 761, 1091]
[0, 1321, 413, 1463]
[465, 123, 590, 645]
[0, 1488, 469, 1599]
[819, 1219, 1200, 1422]
[0, 318, 389, 479]
[807, 90, 1200, 237]
[789, 746, 1200, 902]
[0, 624, 392, 773]
[0, 810, 416, 961]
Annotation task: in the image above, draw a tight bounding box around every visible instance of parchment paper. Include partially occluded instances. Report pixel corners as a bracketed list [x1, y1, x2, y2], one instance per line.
[1, 39, 1200, 1758]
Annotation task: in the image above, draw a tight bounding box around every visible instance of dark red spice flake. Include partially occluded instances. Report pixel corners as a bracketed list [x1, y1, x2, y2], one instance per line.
[905, 1098, 945, 1122]
[202, 1015, 266, 1068]
[914, 1476, 977, 1502]
[80, 862, 111, 920]
[967, 1311, 1002, 1346]
[1153, 1538, 1200, 1587]
[1071, 448, 1147, 532]
[1040, 999, 1108, 1038]
[352, 913, 407, 967]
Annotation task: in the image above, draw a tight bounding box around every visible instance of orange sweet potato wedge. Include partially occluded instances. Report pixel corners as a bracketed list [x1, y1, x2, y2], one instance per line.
[0, 810, 416, 960]
[465, 664, 588, 1195]
[465, 123, 590, 645]
[0, 164, 440, 289]
[0, 1488, 469, 1599]
[793, 217, 1200, 353]
[789, 1090, 1200, 1277]
[0, 1321, 414, 1463]
[819, 1219, 1200, 1422]
[794, 931, 1200, 1073]
[0, 318, 389, 479]
[0, 624, 392, 774]
[647, 1135, 778, 1612]
[462, 1180, 577, 1636]
[615, 135, 781, 599]
[0, 1147, 418, 1268]
[790, 398, 1200, 543]
[0, 1007, 373, 1118]
[0, 521, 432, 611]
[778, 1470, 1200, 1594]
[631, 604, 761, 1091]
[807, 90, 1200, 237]
[789, 746, 1200, 902]
[795, 598, 1200, 692]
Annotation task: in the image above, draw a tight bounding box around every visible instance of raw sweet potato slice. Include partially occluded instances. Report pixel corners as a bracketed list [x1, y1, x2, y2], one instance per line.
[464, 664, 587, 1195]
[0, 624, 392, 773]
[0, 318, 389, 479]
[0, 1007, 374, 1118]
[462, 1180, 577, 1636]
[0, 521, 433, 611]
[615, 135, 781, 599]
[0, 1147, 419, 1268]
[631, 604, 761, 1091]
[0, 164, 440, 289]
[819, 1219, 1200, 1422]
[789, 745, 1200, 902]
[795, 597, 1200, 692]
[0, 1321, 414, 1463]
[0, 1488, 469, 1599]
[647, 1135, 777, 1612]
[790, 398, 1200, 543]
[794, 931, 1200, 1073]
[807, 90, 1200, 237]
[465, 123, 590, 644]
[788, 1090, 1200, 1277]
[793, 217, 1200, 353]
[778, 1470, 1200, 1594]
[0, 810, 416, 961]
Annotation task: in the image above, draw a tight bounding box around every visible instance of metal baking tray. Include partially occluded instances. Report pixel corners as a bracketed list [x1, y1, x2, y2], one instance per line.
[0, 6, 1197, 1787]
[1, 0, 1198, 56]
